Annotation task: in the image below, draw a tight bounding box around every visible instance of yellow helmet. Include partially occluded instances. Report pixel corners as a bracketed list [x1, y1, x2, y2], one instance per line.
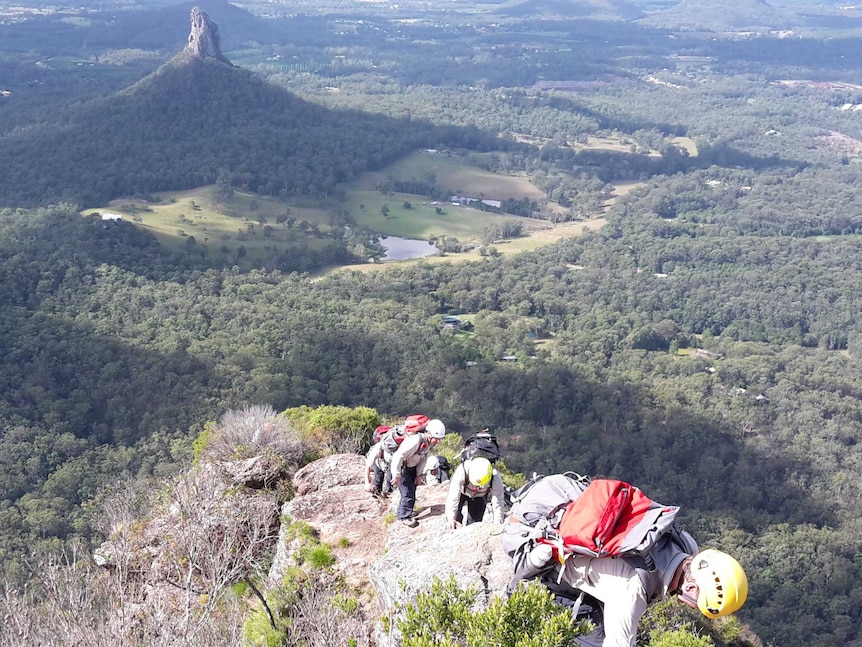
[467, 457, 493, 487]
[690, 549, 748, 618]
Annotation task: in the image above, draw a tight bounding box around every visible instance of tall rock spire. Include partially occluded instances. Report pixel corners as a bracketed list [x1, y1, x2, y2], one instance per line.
[185, 7, 231, 64]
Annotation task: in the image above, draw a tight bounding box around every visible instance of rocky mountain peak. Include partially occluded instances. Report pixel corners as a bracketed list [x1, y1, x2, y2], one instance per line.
[185, 6, 231, 64]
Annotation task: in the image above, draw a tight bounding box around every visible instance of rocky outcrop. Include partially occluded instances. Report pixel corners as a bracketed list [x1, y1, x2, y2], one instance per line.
[270, 453, 385, 590]
[272, 454, 513, 645]
[94, 452, 514, 645]
[184, 7, 231, 64]
[367, 507, 512, 645]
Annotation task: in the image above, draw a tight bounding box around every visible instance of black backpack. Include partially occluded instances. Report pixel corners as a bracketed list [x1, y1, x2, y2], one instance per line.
[459, 432, 501, 463]
[437, 455, 451, 474]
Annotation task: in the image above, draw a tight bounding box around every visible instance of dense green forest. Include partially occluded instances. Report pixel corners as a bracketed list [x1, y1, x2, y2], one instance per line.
[4, 198, 862, 645]
[3, 0, 862, 645]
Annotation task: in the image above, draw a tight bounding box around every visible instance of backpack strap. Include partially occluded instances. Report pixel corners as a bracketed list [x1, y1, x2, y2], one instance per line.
[507, 541, 556, 595]
[508, 473, 545, 506]
[546, 499, 570, 520]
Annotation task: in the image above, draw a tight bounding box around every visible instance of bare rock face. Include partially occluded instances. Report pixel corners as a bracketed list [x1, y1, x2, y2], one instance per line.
[271, 454, 514, 645]
[219, 454, 289, 489]
[367, 502, 512, 646]
[185, 6, 231, 64]
[271, 453, 385, 590]
[293, 452, 368, 495]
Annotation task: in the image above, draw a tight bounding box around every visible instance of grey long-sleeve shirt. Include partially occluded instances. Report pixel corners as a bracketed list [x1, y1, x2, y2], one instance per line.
[555, 530, 698, 647]
[390, 433, 431, 476]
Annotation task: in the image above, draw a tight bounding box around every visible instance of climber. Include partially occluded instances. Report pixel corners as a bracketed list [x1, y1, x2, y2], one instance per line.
[444, 456, 504, 529]
[390, 418, 446, 527]
[517, 538, 747, 646]
[363, 438, 393, 498]
[504, 472, 748, 646]
[423, 454, 450, 484]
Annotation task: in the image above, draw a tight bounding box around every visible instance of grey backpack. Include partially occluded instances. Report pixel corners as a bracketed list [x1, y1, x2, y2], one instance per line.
[501, 472, 590, 557]
[503, 472, 686, 566]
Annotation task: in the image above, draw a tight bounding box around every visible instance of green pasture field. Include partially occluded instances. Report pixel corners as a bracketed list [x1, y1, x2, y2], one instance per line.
[344, 150, 551, 240]
[344, 189, 548, 241]
[37, 58, 105, 72]
[572, 134, 697, 158]
[82, 186, 335, 268]
[326, 218, 607, 275]
[571, 134, 644, 154]
[82, 150, 609, 272]
[358, 150, 547, 203]
[482, 219, 606, 254]
[673, 136, 698, 156]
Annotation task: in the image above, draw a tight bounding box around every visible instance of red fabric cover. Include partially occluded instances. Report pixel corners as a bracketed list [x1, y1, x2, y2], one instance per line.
[373, 425, 392, 443]
[557, 479, 656, 556]
[404, 414, 430, 433]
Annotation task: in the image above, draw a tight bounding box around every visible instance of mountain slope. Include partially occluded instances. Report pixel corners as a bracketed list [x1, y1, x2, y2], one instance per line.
[0, 54, 480, 208]
[638, 0, 796, 31]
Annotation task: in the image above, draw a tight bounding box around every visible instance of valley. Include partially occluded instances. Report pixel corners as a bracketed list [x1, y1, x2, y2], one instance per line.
[82, 147, 617, 270]
[2, 1, 862, 646]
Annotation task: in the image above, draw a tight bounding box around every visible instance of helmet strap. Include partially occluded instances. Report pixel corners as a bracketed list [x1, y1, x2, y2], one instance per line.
[669, 557, 691, 594]
[676, 563, 700, 610]
[677, 590, 699, 609]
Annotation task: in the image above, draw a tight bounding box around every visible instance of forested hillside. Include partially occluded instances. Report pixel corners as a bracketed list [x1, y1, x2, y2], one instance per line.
[3, 195, 862, 644]
[0, 56, 507, 208]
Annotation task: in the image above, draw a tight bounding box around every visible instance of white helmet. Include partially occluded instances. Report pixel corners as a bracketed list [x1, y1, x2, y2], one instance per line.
[425, 455, 440, 471]
[426, 419, 446, 439]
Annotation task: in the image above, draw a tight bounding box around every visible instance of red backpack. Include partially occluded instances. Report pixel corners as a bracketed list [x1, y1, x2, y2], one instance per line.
[380, 414, 430, 454]
[372, 425, 392, 444]
[403, 414, 430, 433]
[553, 479, 679, 559]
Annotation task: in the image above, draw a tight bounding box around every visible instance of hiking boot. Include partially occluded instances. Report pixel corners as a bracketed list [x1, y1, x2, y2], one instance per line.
[399, 517, 418, 528]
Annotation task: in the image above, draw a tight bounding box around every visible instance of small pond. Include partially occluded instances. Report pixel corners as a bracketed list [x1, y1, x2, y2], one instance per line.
[380, 236, 439, 261]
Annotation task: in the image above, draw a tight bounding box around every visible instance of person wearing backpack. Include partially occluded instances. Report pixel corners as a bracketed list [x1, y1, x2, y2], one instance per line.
[423, 455, 450, 484]
[458, 428, 502, 464]
[363, 438, 394, 498]
[390, 419, 446, 527]
[506, 474, 748, 647]
[444, 456, 505, 529]
[364, 415, 429, 497]
[524, 541, 748, 647]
